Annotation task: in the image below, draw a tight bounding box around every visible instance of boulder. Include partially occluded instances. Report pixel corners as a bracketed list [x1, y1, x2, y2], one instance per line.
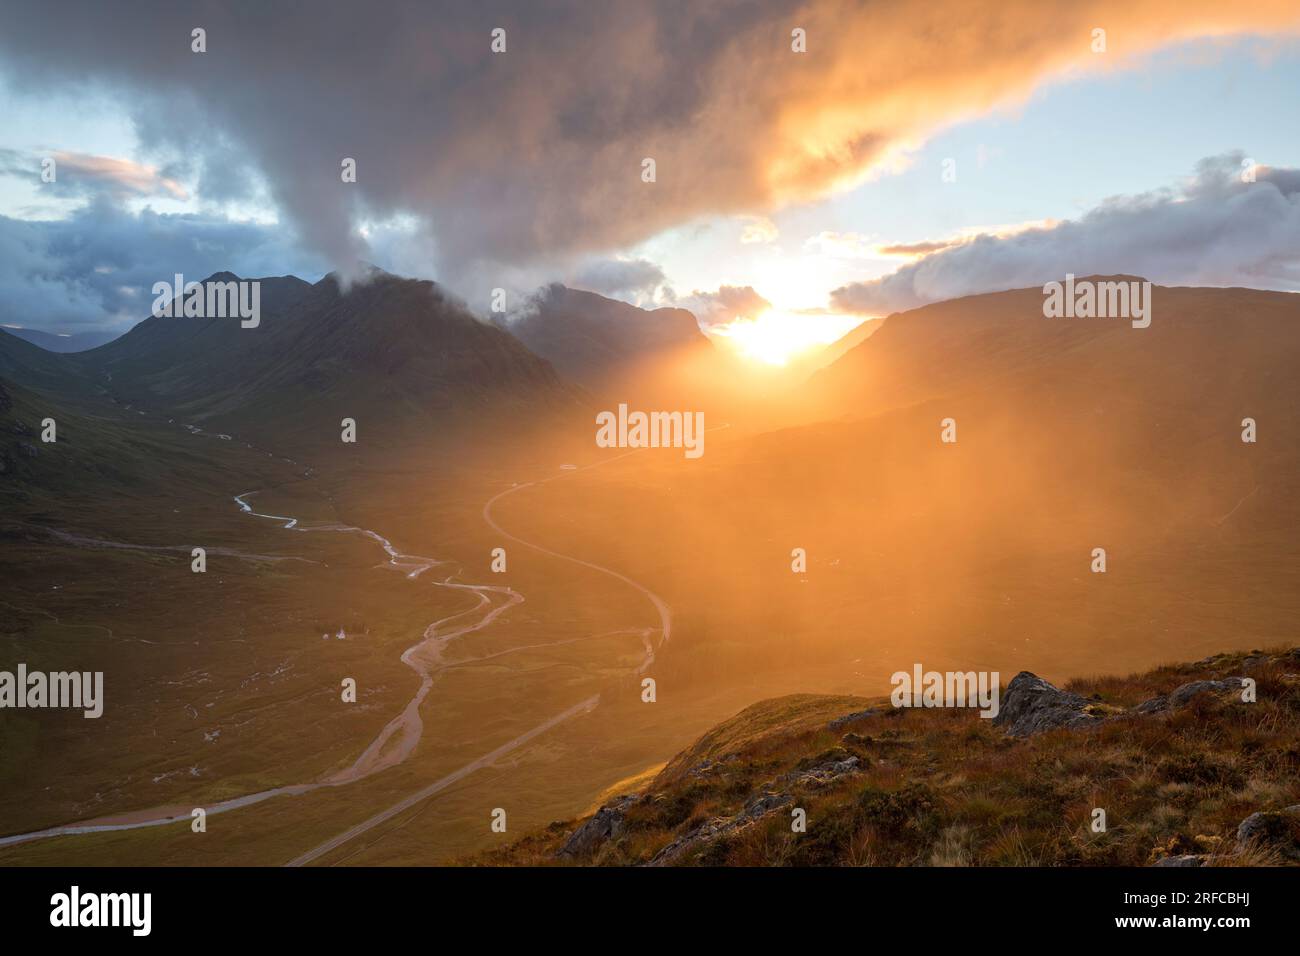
[1236, 804, 1300, 861]
[557, 795, 637, 859]
[993, 671, 1103, 737]
[1136, 677, 1245, 714]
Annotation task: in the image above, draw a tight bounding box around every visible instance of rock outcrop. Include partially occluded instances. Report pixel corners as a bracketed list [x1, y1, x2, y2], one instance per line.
[1136, 677, 1246, 714]
[1147, 805, 1300, 866]
[557, 795, 637, 859]
[647, 789, 794, 867]
[993, 671, 1104, 737]
[788, 754, 861, 787]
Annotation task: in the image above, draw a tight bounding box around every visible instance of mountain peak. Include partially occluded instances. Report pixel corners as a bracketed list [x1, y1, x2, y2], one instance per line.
[201, 270, 243, 284]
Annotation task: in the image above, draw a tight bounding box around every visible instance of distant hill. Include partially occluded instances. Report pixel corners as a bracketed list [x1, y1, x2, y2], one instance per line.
[0, 327, 120, 353]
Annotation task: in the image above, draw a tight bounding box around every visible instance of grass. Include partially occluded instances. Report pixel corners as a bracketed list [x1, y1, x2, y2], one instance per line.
[468, 646, 1300, 866]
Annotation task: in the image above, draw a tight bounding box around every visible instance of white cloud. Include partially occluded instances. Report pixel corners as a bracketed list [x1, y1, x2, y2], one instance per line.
[831, 154, 1300, 315]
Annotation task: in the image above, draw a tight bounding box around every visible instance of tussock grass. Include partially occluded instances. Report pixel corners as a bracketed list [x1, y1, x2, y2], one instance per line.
[468, 647, 1300, 866]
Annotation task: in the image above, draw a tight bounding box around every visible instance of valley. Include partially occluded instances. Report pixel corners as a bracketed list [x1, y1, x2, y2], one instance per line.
[2, 274, 1298, 867]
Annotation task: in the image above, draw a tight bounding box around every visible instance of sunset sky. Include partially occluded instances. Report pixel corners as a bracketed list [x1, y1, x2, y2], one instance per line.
[1, 1, 1299, 363]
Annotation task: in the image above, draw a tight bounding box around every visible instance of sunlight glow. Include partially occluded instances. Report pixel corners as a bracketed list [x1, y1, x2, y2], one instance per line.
[710, 308, 863, 366]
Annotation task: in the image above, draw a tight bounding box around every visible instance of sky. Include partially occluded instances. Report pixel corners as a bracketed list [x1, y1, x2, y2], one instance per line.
[0, 1, 1298, 362]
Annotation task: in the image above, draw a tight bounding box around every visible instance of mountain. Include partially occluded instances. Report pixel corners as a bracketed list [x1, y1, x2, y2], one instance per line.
[65, 270, 581, 447]
[811, 278, 1300, 419]
[1, 269, 586, 458]
[793, 277, 1300, 544]
[505, 284, 722, 402]
[0, 327, 120, 352]
[474, 645, 1300, 866]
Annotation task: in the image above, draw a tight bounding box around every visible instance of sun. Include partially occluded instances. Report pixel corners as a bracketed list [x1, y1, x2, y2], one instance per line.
[710, 308, 863, 366]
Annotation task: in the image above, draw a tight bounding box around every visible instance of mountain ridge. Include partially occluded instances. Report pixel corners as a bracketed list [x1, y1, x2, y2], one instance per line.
[2, 270, 587, 450]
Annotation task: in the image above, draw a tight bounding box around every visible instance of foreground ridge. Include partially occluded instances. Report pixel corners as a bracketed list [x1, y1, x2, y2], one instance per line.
[470, 647, 1300, 867]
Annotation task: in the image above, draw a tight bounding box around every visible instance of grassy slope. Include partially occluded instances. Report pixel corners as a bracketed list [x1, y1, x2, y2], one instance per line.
[472, 646, 1300, 866]
[0, 374, 451, 843]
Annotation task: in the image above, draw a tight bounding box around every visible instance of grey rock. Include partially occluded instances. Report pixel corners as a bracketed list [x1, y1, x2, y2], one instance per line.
[742, 790, 794, 818]
[557, 794, 637, 858]
[684, 753, 739, 779]
[1171, 677, 1243, 706]
[648, 791, 793, 866]
[1136, 677, 1245, 714]
[647, 819, 728, 867]
[993, 671, 1103, 737]
[1236, 804, 1300, 861]
[789, 755, 860, 786]
[828, 705, 890, 730]
[1152, 854, 1205, 867]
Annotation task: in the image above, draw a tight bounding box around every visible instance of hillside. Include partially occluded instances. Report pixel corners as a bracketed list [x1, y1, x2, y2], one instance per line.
[810, 279, 1300, 421]
[472, 646, 1300, 866]
[0, 327, 120, 353]
[0, 329, 105, 403]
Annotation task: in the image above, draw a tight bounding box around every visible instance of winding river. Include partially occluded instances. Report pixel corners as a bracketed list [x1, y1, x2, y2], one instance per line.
[0, 459, 672, 861]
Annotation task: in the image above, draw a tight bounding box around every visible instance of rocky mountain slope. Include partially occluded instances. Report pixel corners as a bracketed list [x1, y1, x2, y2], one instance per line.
[472, 646, 1300, 866]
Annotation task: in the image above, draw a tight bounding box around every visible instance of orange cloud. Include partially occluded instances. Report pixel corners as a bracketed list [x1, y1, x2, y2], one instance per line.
[3, 1, 1298, 272]
[52, 152, 189, 200]
[755, 1, 1300, 204]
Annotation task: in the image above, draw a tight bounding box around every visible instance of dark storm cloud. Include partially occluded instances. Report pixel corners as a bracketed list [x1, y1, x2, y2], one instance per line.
[830, 155, 1300, 316]
[2, 1, 1296, 281]
[0, 199, 325, 332]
